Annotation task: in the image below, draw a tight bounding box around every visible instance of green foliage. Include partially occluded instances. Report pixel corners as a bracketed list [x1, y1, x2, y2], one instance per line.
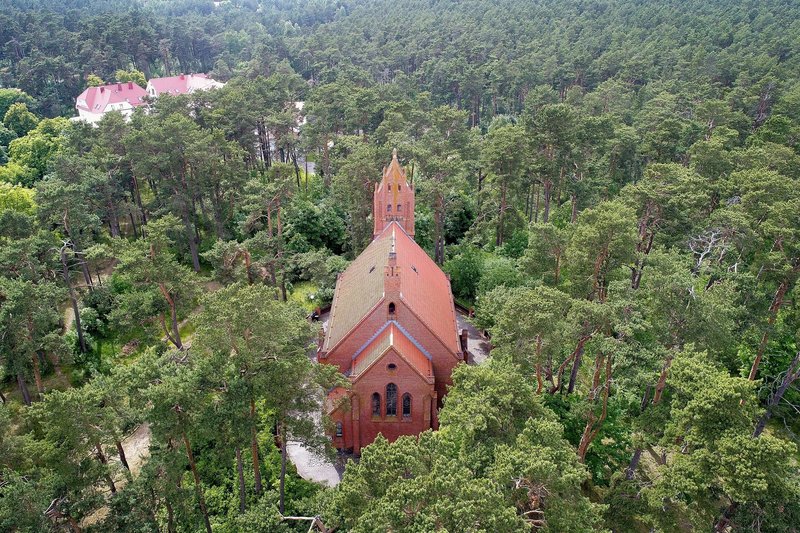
[444, 245, 484, 302]
[3, 103, 39, 138]
[113, 69, 146, 88]
[2, 0, 800, 530]
[328, 359, 602, 532]
[0, 182, 35, 214]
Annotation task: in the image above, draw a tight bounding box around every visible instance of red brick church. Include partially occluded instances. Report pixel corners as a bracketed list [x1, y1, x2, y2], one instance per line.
[319, 150, 463, 455]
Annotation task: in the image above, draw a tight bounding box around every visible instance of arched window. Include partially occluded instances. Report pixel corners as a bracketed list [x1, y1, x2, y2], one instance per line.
[388, 302, 396, 315]
[397, 204, 402, 212]
[371, 392, 381, 417]
[387, 204, 392, 212]
[335, 421, 343, 437]
[386, 383, 398, 416]
[402, 393, 411, 418]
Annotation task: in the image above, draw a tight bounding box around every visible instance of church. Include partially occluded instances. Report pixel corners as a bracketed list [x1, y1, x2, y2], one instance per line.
[319, 150, 464, 455]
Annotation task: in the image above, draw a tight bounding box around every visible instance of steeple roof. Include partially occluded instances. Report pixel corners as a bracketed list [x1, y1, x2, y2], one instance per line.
[373, 149, 415, 237]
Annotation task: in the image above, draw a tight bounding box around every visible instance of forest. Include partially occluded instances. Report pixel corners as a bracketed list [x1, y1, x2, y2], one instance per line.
[1, 0, 799, 531]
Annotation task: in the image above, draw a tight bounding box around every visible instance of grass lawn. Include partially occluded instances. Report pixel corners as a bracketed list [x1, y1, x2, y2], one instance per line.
[289, 281, 321, 313]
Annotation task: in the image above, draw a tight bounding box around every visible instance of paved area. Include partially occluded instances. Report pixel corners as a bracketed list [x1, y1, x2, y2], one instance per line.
[287, 441, 343, 487]
[456, 311, 492, 364]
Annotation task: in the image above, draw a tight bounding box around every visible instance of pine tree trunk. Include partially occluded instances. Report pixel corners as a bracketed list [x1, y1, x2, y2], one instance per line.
[542, 180, 552, 223]
[236, 447, 246, 514]
[250, 398, 263, 495]
[17, 374, 31, 406]
[747, 275, 792, 381]
[496, 182, 507, 246]
[107, 201, 121, 238]
[61, 246, 88, 353]
[116, 439, 131, 472]
[754, 350, 800, 437]
[652, 354, 674, 404]
[31, 352, 43, 395]
[165, 498, 176, 533]
[279, 422, 287, 514]
[181, 431, 212, 533]
[95, 442, 117, 494]
[625, 448, 642, 480]
[714, 501, 739, 532]
[567, 342, 586, 394]
[157, 283, 183, 349]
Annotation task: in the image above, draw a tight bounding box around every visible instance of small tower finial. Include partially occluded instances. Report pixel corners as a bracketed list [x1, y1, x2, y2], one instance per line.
[392, 147, 398, 159]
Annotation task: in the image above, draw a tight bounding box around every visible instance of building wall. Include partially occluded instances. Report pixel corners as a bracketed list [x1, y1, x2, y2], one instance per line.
[330, 348, 434, 454]
[323, 296, 461, 407]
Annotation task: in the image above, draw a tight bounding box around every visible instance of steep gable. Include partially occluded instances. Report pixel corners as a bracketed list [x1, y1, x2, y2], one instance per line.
[323, 221, 460, 356]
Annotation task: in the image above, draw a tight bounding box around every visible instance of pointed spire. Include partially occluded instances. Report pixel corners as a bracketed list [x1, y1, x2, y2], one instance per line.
[385, 147, 405, 184]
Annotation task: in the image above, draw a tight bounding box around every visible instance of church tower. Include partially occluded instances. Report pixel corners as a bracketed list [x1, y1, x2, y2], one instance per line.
[373, 149, 415, 239]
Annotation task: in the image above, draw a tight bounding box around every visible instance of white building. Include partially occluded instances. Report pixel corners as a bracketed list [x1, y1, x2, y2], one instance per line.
[74, 82, 148, 124]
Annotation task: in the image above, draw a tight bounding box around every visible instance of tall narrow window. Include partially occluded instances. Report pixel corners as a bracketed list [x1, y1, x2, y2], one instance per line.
[386, 204, 392, 212]
[388, 302, 396, 315]
[397, 204, 402, 212]
[335, 422, 343, 437]
[386, 383, 398, 416]
[372, 393, 381, 417]
[402, 393, 411, 418]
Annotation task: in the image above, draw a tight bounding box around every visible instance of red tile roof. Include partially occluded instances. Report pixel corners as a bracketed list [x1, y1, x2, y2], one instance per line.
[147, 73, 219, 96]
[324, 221, 460, 355]
[392, 223, 460, 354]
[75, 82, 147, 112]
[351, 322, 434, 383]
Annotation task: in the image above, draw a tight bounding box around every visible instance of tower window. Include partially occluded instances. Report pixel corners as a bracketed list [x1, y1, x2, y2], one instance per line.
[387, 204, 391, 212]
[386, 383, 398, 416]
[397, 204, 402, 211]
[388, 184, 392, 191]
[372, 393, 381, 417]
[335, 421, 343, 437]
[388, 302, 396, 315]
[402, 393, 411, 418]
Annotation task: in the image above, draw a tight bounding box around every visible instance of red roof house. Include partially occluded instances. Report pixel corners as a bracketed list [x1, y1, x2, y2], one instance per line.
[145, 73, 224, 98]
[75, 82, 147, 124]
[320, 150, 463, 455]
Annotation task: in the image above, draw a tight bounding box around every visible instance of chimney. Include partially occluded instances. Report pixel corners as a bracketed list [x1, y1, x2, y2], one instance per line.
[117, 83, 122, 91]
[100, 86, 105, 93]
[128, 82, 133, 89]
[384, 228, 401, 292]
[180, 73, 185, 80]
